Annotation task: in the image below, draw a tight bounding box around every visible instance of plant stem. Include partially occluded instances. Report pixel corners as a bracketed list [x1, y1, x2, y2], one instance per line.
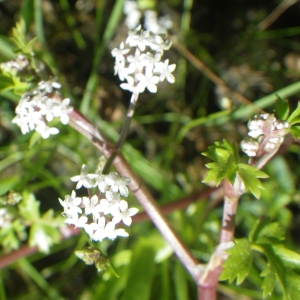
[102, 92, 138, 174]
[0, 188, 218, 270]
[198, 179, 240, 299]
[69, 108, 203, 281]
[116, 92, 138, 149]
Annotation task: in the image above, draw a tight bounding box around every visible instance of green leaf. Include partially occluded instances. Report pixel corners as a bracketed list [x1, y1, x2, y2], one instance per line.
[289, 125, 300, 139]
[260, 244, 300, 300]
[202, 139, 240, 186]
[11, 19, 27, 50]
[121, 238, 156, 300]
[11, 19, 36, 55]
[287, 101, 300, 125]
[260, 265, 276, 299]
[0, 74, 15, 92]
[0, 73, 30, 95]
[275, 95, 290, 120]
[220, 238, 253, 285]
[0, 176, 21, 196]
[238, 164, 268, 199]
[249, 220, 285, 244]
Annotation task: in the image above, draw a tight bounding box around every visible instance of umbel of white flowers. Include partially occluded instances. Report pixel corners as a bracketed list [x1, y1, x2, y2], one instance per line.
[12, 79, 73, 139]
[59, 165, 139, 242]
[241, 113, 289, 157]
[111, 25, 176, 97]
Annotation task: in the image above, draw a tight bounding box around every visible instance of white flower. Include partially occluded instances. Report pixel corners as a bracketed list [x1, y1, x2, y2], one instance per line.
[65, 214, 88, 228]
[139, 52, 159, 69]
[136, 71, 160, 93]
[144, 10, 161, 34]
[12, 81, 72, 139]
[38, 98, 59, 122]
[59, 190, 82, 217]
[120, 75, 144, 93]
[52, 98, 73, 125]
[95, 174, 108, 193]
[112, 200, 138, 226]
[111, 42, 130, 60]
[99, 191, 121, 215]
[82, 195, 99, 215]
[105, 221, 128, 240]
[126, 30, 148, 51]
[70, 164, 98, 189]
[123, 0, 141, 29]
[90, 217, 107, 241]
[112, 27, 175, 95]
[35, 122, 59, 139]
[154, 59, 176, 83]
[59, 170, 136, 242]
[84, 221, 100, 239]
[126, 49, 144, 73]
[105, 172, 131, 197]
[38, 80, 61, 93]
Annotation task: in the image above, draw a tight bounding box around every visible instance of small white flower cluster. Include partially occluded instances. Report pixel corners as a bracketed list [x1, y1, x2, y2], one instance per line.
[123, 0, 173, 34]
[112, 25, 176, 95]
[241, 113, 289, 157]
[0, 54, 29, 74]
[12, 80, 73, 139]
[59, 165, 139, 242]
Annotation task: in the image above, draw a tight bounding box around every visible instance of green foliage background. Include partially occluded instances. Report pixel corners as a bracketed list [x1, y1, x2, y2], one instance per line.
[1, 0, 300, 299]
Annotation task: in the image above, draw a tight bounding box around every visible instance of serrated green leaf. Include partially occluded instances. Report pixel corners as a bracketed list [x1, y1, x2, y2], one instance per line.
[287, 101, 300, 125]
[202, 140, 239, 186]
[11, 19, 27, 50]
[260, 265, 276, 299]
[275, 95, 290, 120]
[257, 223, 285, 244]
[220, 238, 253, 285]
[215, 148, 230, 164]
[202, 164, 224, 186]
[249, 220, 285, 244]
[260, 244, 300, 300]
[238, 164, 268, 199]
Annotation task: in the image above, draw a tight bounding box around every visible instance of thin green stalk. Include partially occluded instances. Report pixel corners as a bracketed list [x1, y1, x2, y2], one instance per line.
[179, 80, 300, 140]
[102, 92, 138, 174]
[116, 92, 139, 150]
[34, 0, 45, 45]
[217, 81, 300, 124]
[59, 0, 86, 49]
[0, 276, 6, 300]
[80, 0, 124, 114]
[18, 259, 63, 300]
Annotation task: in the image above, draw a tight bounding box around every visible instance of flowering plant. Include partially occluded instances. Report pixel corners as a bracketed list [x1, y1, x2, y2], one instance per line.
[2, 2, 300, 300]
[59, 165, 138, 242]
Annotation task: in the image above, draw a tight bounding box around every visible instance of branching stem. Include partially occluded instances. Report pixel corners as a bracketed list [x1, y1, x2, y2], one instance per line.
[69, 108, 203, 281]
[198, 179, 241, 299]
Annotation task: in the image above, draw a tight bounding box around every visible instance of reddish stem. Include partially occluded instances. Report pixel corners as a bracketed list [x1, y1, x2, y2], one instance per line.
[198, 179, 240, 299]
